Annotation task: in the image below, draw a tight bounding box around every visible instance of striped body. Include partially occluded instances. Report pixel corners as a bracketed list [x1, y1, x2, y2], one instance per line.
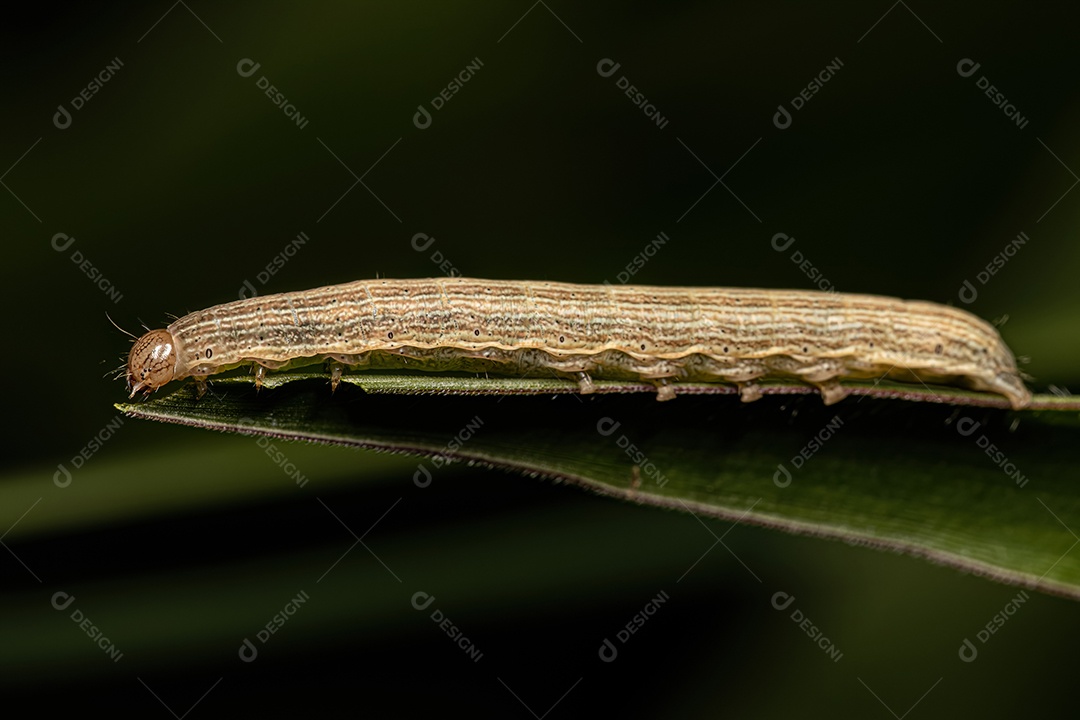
[127, 278, 1031, 408]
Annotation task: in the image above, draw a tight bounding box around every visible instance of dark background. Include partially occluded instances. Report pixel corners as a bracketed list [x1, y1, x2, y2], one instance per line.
[4, 2, 1079, 716]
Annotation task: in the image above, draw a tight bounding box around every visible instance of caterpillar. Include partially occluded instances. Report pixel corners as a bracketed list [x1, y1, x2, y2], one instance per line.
[125, 277, 1032, 409]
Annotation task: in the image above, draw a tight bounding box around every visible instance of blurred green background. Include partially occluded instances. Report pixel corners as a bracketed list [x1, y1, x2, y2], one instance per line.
[4, 1, 1079, 715]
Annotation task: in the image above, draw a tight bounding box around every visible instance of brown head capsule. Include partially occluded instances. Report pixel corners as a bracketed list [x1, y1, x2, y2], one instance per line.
[127, 329, 178, 398]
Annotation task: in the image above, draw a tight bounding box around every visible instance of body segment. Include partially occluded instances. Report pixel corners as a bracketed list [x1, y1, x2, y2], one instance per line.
[126, 278, 1031, 408]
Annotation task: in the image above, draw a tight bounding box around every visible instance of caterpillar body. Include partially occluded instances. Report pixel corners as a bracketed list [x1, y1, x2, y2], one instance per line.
[125, 277, 1031, 409]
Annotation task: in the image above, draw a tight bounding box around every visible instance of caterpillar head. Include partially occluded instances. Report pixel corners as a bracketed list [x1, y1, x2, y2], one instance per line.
[127, 329, 177, 398]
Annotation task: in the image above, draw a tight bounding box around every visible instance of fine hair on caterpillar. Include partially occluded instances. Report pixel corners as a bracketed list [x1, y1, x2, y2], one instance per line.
[124, 277, 1032, 409]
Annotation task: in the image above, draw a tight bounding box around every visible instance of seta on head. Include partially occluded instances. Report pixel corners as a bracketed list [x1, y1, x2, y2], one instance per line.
[127, 329, 177, 398]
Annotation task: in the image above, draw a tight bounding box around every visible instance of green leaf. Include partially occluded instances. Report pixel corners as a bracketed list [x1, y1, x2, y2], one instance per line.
[115, 372, 1080, 600]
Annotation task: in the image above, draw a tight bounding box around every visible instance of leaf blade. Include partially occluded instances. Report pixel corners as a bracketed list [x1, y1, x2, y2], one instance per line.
[117, 374, 1080, 599]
